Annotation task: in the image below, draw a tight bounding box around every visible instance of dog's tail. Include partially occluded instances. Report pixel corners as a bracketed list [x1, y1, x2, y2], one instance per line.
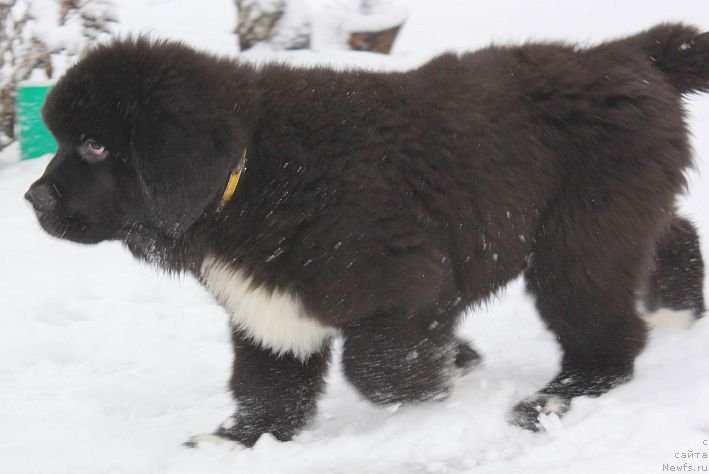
[627, 23, 709, 94]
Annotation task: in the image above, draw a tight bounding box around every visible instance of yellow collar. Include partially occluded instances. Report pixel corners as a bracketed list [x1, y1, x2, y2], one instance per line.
[217, 147, 247, 212]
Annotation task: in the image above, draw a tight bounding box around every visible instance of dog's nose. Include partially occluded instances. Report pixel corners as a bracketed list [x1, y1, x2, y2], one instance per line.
[25, 184, 58, 213]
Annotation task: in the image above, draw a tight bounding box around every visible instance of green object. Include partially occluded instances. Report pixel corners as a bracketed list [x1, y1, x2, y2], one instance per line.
[17, 83, 57, 160]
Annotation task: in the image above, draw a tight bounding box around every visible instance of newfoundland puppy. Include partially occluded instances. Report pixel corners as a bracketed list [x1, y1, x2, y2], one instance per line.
[26, 23, 707, 447]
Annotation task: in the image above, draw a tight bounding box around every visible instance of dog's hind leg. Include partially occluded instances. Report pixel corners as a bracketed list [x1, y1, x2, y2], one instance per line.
[642, 215, 705, 328]
[511, 198, 655, 431]
[342, 308, 475, 405]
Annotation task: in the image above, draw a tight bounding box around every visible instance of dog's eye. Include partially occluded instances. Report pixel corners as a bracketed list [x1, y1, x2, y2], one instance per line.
[80, 139, 109, 162]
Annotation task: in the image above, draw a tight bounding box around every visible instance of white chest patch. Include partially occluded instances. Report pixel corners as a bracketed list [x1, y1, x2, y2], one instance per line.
[200, 256, 338, 359]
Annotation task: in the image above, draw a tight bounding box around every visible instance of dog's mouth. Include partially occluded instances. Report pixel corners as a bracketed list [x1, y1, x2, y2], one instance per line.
[25, 189, 108, 244]
[31, 207, 95, 242]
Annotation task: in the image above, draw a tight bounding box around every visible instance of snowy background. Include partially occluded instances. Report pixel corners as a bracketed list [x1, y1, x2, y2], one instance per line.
[1, 1, 709, 473]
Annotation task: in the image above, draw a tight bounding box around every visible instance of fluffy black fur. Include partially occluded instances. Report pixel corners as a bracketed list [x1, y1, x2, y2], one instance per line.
[26, 23, 708, 446]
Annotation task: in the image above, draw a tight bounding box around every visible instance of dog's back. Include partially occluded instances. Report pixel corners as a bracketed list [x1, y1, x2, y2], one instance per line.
[401, 24, 707, 305]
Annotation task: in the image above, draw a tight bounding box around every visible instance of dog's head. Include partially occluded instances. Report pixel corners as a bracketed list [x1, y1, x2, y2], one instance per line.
[25, 38, 251, 248]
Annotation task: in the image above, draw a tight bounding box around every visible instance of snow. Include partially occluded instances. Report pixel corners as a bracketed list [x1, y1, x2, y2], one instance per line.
[2, 1, 709, 473]
[342, 5, 408, 33]
[110, 0, 238, 56]
[310, 1, 409, 51]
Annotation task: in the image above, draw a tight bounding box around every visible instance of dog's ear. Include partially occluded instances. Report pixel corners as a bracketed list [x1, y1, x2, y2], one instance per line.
[130, 104, 242, 234]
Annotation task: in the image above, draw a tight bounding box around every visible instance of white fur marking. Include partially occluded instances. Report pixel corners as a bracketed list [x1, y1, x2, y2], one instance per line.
[642, 308, 696, 330]
[186, 433, 244, 449]
[201, 256, 338, 359]
[542, 396, 566, 415]
[220, 416, 237, 431]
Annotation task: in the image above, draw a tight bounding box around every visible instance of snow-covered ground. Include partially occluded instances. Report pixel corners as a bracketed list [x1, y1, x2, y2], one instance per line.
[2, 1, 709, 473]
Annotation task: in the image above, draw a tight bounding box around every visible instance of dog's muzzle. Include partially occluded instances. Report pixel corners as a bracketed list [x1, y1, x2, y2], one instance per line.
[25, 183, 58, 217]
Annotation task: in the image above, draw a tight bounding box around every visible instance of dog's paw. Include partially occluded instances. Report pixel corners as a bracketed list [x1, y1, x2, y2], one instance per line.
[183, 433, 242, 449]
[508, 394, 571, 431]
[183, 416, 247, 449]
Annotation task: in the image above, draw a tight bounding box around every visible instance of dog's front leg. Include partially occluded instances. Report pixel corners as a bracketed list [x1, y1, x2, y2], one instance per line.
[187, 329, 331, 448]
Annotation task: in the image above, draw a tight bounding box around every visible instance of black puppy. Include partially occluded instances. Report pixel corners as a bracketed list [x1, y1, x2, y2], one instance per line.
[26, 23, 707, 446]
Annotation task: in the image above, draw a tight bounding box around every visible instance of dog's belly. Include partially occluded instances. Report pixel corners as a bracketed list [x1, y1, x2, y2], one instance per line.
[201, 255, 338, 359]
